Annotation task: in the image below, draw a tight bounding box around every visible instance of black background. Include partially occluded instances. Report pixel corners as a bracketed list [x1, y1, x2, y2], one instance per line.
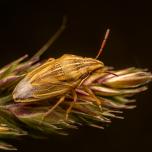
[0, 1, 152, 152]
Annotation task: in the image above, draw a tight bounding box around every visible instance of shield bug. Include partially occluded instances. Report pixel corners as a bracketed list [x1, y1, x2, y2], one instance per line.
[13, 27, 110, 119]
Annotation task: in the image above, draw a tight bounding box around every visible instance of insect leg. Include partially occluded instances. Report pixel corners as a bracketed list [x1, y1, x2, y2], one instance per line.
[82, 85, 102, 110]
[42, 95, 65, 121]
[65, 90, 77, 120]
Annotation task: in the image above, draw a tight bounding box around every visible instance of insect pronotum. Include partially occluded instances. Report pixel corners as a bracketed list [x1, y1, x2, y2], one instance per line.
[13, 18, 110, 120]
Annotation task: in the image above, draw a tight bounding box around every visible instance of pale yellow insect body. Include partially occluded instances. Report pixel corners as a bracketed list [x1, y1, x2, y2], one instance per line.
[13, 54, 104, 102]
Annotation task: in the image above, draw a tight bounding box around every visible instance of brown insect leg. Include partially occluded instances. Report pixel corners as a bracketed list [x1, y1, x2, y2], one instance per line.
[42, 95, 65, 121]
[65, 90, 77, 120]
[83, 85, 102, 110]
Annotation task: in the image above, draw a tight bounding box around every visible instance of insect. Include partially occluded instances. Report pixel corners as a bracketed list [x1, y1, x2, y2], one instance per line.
[13, 23, 110, 119]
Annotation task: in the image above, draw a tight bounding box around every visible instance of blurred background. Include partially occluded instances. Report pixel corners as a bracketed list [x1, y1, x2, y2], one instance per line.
[0, 0, 151, 152]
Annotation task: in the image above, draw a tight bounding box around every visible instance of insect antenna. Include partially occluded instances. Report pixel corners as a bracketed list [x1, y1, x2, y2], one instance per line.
[95, 28, 110, 59]
[95, 29, 118, 78]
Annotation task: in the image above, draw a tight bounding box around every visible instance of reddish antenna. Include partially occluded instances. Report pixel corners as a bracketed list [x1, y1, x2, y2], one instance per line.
[95, 29, 110, 59]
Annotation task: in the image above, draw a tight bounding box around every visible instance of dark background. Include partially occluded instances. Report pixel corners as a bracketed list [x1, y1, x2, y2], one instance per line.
[0, 0, 152, 152]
